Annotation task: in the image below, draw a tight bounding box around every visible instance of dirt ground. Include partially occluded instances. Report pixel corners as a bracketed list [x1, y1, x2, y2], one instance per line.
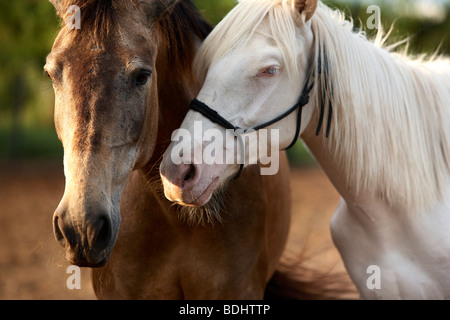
[0, 160, 357, 300]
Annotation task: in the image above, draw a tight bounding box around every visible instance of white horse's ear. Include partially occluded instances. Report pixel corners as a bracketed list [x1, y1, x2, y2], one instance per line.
[294, 0, 317, 22]
[140, 0, 180, 23]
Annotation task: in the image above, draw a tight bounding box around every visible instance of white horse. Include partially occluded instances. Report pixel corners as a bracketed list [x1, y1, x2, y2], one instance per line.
[159, 0, 450, 299]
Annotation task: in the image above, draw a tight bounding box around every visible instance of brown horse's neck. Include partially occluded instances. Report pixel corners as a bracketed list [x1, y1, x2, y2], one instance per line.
[147, 54, 193, 172]
[142, 1, 212, 178]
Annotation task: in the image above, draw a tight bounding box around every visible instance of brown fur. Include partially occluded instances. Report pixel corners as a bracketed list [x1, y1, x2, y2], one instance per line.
[51, 0, 136, 38]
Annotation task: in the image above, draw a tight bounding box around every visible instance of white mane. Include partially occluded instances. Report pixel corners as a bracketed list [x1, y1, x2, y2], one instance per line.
[196, 0, 450, 212]
[310, 4, 450, 212]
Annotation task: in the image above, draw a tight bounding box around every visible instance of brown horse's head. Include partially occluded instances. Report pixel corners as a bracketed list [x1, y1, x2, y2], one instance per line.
[45, 0, 180, 267]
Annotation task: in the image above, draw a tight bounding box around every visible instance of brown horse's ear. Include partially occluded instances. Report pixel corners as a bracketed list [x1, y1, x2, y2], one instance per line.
[295, 0, 317, 22]
[49, 0, 66, 17]
[140, 0, 180, 22]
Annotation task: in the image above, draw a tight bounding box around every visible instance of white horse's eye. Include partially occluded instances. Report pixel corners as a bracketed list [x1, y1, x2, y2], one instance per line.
[267, 67, 277, 75]
[257, 66, 279, 77]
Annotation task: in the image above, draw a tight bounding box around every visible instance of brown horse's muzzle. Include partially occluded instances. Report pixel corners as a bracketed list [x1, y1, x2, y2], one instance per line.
[53, 202, 117, 268]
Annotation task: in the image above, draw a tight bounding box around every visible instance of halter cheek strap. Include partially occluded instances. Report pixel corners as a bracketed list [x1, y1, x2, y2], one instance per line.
[189, 74, 313, 179]
[190, 99, 238, 131]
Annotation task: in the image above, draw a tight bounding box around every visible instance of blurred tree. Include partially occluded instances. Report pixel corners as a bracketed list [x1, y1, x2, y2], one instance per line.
[193, 0, 237, 25]
[323, 0, 449, 54]
[0, 0, 59, 157]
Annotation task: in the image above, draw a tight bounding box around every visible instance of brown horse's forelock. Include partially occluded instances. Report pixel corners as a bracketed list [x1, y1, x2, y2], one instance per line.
[57, 0, 212, 74]
[57, 0, 212, 42]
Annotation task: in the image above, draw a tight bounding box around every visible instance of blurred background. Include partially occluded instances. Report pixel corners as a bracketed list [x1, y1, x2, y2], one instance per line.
[0, 0, 448, 299]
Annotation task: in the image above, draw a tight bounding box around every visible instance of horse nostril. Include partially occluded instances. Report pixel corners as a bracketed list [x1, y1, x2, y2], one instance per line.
[54, 208, 113, 252]
[53, 215, 64, 242]
[53, 211, 77, 249]
[90, 215, 112, 250]
[183, 164, 196, 184]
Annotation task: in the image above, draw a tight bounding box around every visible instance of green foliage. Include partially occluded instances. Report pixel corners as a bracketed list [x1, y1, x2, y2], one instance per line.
[0, 0, 59, 158]
[193, 0, 237, 25]
[0, 0, 59, 114]
[323, 0, 450, 54]
[0, 126, 62, 159]
[287, 142, 317, 167]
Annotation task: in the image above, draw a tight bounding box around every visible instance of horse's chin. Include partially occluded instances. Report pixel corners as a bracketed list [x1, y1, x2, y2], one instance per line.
[69, 257, 109, 268]
[178, 176, 220, 207]
[162, 171, 225, 207]
[64, 246, 113, 268]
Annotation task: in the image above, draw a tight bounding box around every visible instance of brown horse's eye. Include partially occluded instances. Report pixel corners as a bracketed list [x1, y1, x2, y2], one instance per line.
[136, 71, 151, 86]
[44, 70, 53, 82]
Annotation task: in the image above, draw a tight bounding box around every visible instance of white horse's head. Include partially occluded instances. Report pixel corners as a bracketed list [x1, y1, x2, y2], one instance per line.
[160, 0, 318, 206]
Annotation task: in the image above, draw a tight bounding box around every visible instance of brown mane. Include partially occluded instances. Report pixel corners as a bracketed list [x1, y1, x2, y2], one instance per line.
[55, 0, 138, 38]
[155, 0, 212, 75]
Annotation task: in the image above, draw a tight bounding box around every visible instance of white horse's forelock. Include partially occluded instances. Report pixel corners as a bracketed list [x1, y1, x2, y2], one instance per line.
[196, 1, 450, 213]
[194, 0, 304, 86]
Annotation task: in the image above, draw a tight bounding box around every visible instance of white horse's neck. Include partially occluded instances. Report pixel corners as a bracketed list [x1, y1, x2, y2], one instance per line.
[302, 115, 450, 299]
[302, 30, 450, 299]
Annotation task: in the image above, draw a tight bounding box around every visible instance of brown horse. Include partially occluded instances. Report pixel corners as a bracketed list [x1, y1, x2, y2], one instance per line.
[46, 0, 294, 299]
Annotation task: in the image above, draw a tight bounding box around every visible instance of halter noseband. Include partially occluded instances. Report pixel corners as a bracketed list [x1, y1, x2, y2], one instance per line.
[189, 53, 332, 179]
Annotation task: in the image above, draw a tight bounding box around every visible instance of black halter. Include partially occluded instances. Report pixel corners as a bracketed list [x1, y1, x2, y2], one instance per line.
[189, 54, 332, 179]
